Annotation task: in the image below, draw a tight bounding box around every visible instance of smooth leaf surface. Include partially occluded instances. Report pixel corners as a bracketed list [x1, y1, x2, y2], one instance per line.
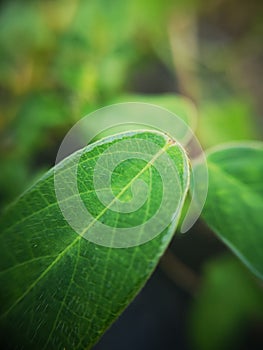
[0, 130, 189, 349]
[202, 143, 263, 279]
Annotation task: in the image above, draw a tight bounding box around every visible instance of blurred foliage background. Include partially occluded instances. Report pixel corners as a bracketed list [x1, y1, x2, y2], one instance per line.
[0, 0, 262, 349]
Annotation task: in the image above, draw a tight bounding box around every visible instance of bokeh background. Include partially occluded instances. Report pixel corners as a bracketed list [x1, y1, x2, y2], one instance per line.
[0, 0, 262, 349]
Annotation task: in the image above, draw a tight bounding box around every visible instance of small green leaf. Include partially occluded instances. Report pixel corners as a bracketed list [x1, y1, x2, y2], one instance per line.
[112, 93, 197, 129]
[202, 142, 263, 279]
[197, 98, 260, 148]
[91, 94, 197, 144]
[0, 130, 189, 349]
[189, 255, 263, 350]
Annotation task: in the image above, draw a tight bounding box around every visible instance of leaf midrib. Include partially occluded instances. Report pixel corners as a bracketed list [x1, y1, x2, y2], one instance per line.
[3, 149, 169, 233]
[1, 138, 174, 319]
[79, 139, 173, 237]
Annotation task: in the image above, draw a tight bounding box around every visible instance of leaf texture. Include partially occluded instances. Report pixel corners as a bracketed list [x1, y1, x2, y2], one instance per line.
[0, 130, 189, 349]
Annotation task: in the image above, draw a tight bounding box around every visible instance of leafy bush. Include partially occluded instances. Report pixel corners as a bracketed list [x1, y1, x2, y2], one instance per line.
[0, 1, 262, 349]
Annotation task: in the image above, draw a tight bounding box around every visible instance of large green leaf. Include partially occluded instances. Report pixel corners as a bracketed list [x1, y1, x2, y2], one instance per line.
[0, 130, 189, 349]
[202, 142, 263, 279]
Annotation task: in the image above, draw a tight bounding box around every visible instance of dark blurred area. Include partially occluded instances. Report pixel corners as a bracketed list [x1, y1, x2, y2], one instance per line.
[0, 0, 262, 349]
[94, 223, 263, 350]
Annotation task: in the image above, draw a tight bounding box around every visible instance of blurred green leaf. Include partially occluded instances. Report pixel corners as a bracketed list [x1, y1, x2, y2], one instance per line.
[0, 2, 51, 56]
[84, 94, 197, 145]
[0, 91, 74, 208]
[202, 142, 263, 279]
[0, 130, 189, 349]
[13, 92, 72, 155]
[189, 255, 263, 350]
[112, 93, 197, 129]
[197, 98, 260, 148]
